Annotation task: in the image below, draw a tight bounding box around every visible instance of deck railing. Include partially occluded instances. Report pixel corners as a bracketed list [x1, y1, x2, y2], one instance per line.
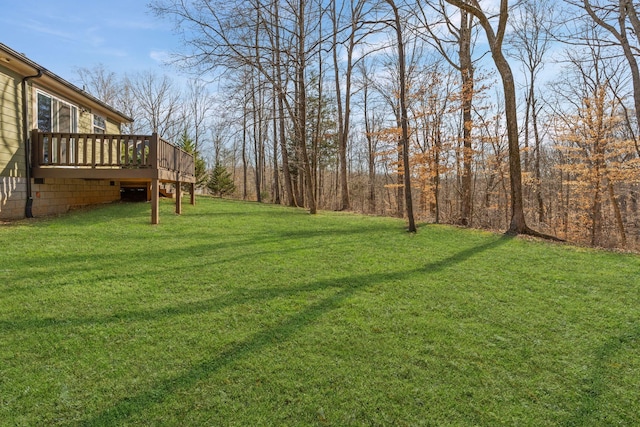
[31, 130, 194, 179]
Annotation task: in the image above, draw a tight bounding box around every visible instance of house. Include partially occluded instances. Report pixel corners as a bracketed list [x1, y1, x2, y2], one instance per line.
[0, 43, 195, 224]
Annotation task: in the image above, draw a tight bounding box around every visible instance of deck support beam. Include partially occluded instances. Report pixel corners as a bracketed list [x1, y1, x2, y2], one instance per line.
[151, 178, 159, 224]
[175, 181, 182, 215]
[190, 183, 196, 205]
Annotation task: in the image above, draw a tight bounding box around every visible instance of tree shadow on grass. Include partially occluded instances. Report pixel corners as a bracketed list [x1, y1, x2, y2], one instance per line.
[418, 234, 514, 274]
[2, 216, 384, 294]
[562, 325, 640, 426]
[75, 236, 513, 426]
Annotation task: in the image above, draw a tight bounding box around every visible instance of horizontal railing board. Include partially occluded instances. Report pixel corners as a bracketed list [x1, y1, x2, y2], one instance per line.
[31, 130, 195, 183]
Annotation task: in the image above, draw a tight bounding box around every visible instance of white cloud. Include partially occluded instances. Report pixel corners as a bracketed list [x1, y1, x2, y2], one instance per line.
[23, 19, 77, 41]
[106, 19, 157, 31]
[150, 50, 171, 63]
[96, 47, 129, 58]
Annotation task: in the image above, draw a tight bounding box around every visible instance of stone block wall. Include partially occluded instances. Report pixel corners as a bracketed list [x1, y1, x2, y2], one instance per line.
[0, 176, 27, 219]
[0, 177, 121, 220]
[31, 179, 121, 217]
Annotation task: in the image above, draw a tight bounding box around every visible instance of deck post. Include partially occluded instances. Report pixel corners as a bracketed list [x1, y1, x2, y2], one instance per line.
[151, 178, 159, 224]
[31, 129, 39, 166]
[176, 181, 182, 215]
[190, 183, 196, 205]
[149, 133, 159, 170]
[175, 143, 182, 215]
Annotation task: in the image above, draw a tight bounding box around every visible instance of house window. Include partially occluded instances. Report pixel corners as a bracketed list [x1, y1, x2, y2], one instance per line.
[93, 114, 106, 134]
[37, 91, 78, 164]
[37, 91, 78, 132]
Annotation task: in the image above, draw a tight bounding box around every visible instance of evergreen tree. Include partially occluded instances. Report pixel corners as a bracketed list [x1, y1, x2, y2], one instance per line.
[178, 130, 208, 188]
[208, 163, 236, 197]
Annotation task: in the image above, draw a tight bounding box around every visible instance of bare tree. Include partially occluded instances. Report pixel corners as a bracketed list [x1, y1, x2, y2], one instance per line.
[187, 79, 214, 154]
[507, 0, 556, 224]
[372, 50, 405, 218]
[74, 64, 121, 106]
[443, 0, 552, 237]
[266, 0, 295, 206]
[294, 0, 317, 213]
[386, 0, 417, 232]
[330, 0, 376, 211]
[415, 0, 478, 226]
[127, 71, 183, 141]
[151, 0, 318, 212]
[356, 57, 382, 214]
[574, 0, 640, 157]
[410, 60, 455, 224]
[115, 78, 143, 135]
[548, 30, 637, 247]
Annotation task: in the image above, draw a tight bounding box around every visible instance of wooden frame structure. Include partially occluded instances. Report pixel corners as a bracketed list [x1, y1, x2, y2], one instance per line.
[31, 130, 196, 224]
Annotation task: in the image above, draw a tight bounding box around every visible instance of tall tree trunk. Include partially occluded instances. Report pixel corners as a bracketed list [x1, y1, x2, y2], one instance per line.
[242, 97, 249, 200]
[495, 42, 527, 233]
[459, 10, 474, 226]
[363, 80, 376, 214]
[532, 96, 544, 223]
[396, 120, 404, 218]
[434, 124, 442, 224]
[591, 174, 602, 247]
[313, 12, 325, 208]
[387, 0, 416, 232]
[252, 11, 263, 203]
[272, 90, 281, 204]
[332, 1, 349, 210]
[297, 0, 316, 214]
[446, 0, 532, 236]
[607, 179, 627, 246]
[273, 0, 295, 207]
[251, 70, 262, 203]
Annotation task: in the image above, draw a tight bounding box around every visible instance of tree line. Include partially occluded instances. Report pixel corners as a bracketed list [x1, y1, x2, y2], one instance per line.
[77, 0, 640, 250]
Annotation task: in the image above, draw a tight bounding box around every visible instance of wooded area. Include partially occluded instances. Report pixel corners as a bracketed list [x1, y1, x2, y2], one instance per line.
[76, 0, 640, 250]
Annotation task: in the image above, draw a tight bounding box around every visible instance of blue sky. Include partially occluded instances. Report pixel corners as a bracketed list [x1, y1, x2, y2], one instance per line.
[0, 0, 180, 84]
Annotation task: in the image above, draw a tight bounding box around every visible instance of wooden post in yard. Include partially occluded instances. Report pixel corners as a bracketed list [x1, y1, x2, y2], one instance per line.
[176, 180, 182, 215]
[190, 183, 196, 205]
[149, 133, 160, 224]
[175, 144, 182, 215]
[151, 178, 159, 224]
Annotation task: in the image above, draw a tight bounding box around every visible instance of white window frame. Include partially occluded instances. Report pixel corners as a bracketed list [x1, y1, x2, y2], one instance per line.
[93, 114, 106, 134]
[35, 90, 78, 133]
[36, 90, 79, 164]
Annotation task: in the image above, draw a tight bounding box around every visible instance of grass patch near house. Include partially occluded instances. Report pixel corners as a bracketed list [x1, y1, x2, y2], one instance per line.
[1, 197, 639, 426]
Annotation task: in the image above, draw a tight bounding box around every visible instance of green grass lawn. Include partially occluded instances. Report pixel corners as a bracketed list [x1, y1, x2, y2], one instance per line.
[1, 197, 639, 426]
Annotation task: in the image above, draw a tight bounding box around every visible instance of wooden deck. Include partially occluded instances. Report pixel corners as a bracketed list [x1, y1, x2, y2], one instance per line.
[31, 130, 196, 224]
